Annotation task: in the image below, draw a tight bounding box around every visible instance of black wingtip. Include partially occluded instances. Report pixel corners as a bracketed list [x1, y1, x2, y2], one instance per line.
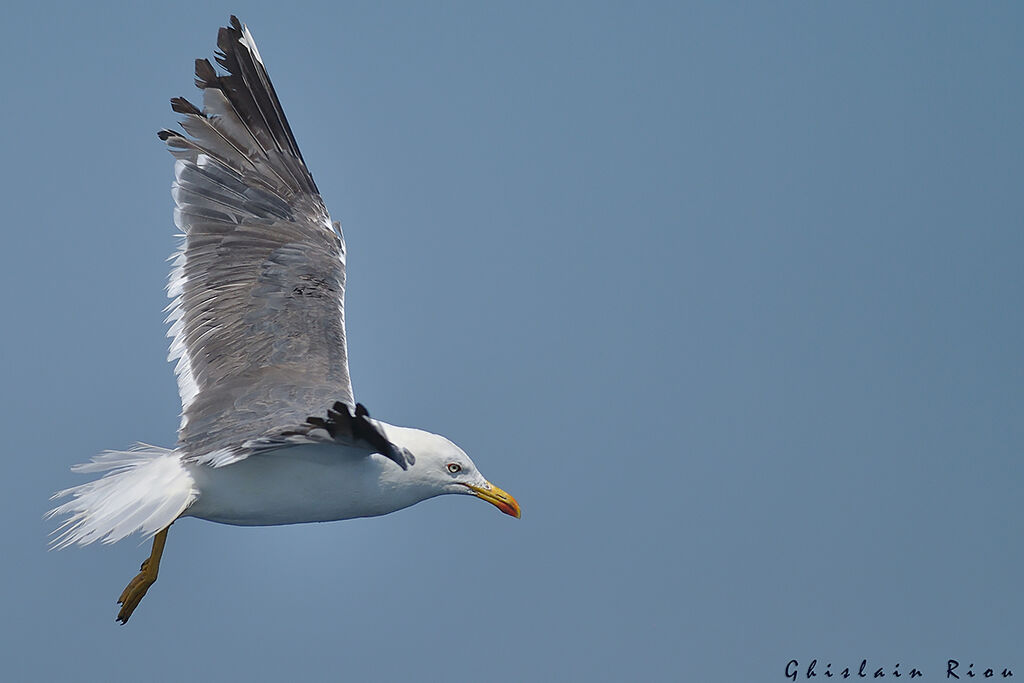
[194, 58, 217, 89]
[170, 97, 202, 116]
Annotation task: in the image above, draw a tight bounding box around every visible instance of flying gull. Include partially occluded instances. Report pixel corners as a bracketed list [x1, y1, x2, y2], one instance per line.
[49, 15, 520, 624]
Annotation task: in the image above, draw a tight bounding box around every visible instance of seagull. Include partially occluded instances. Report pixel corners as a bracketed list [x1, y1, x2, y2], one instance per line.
[49, 15, 520, 624]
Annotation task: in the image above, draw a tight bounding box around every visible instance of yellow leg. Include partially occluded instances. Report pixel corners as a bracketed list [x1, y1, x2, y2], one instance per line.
[116, 525, 170, 624]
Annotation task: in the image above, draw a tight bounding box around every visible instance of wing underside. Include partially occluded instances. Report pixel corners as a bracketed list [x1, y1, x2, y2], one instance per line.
[161, 16, 356, 463]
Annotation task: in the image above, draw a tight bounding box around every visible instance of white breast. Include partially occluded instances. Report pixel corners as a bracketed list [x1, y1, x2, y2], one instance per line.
[183, 444, 433, 526]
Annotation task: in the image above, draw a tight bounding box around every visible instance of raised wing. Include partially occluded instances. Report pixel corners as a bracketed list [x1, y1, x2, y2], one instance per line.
[161, 16, 353, 461]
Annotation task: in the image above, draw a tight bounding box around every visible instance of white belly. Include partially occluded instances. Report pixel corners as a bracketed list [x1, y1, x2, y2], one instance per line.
[183, 444, 428, 526]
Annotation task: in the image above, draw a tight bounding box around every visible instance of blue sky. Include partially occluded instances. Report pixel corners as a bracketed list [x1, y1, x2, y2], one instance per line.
[2, 2, 1022, 680]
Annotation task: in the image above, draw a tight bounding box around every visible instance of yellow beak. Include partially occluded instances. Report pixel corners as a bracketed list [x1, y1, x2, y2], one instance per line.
[465, 481, 521, 518]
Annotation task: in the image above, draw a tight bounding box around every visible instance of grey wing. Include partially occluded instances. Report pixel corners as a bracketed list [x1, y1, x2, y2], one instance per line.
[161, 17, 354, 462]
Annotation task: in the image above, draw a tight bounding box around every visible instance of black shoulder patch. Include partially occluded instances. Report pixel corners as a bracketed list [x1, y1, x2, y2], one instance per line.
[282, 401, 412, 470]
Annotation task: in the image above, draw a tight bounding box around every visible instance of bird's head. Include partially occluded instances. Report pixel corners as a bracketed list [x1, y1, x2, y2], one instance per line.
[384, 425, 521, 518]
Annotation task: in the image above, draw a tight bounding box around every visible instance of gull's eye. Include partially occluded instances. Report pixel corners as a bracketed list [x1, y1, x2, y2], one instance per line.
[447, 463, 462, 474]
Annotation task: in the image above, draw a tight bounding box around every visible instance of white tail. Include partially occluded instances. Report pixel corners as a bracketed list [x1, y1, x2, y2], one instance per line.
[48, 445, 197, 549]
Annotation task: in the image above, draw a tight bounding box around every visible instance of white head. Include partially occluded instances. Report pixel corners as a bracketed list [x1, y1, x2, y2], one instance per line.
[382, 424, 521, 518]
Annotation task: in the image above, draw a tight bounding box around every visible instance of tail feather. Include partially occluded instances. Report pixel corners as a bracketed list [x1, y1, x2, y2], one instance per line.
[48, 445, 198, 549]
